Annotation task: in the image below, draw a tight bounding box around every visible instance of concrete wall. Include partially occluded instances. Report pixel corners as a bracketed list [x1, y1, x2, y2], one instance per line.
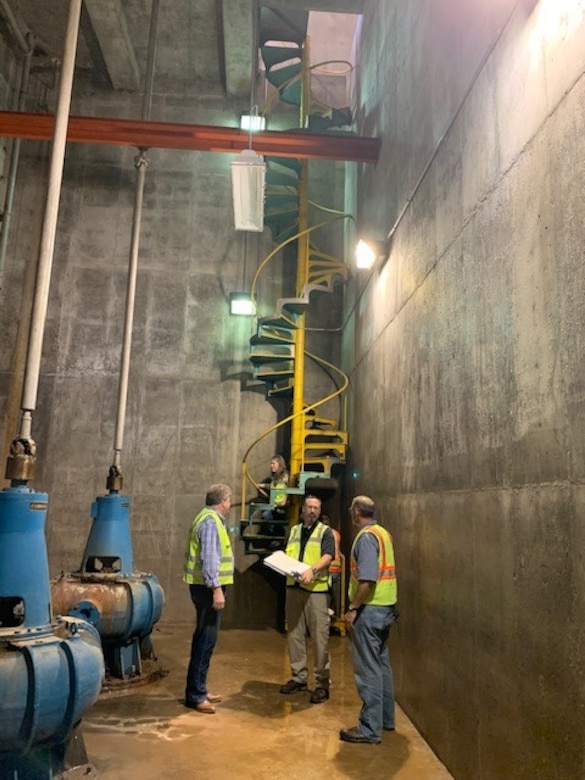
[347, 1, 585, 778]
[0, 63, 296, 628]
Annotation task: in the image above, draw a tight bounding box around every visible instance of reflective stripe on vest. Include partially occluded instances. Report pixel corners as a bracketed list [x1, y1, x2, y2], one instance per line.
[285, 522, 329, 591]
[183, 508, 234, 585]
[349, 524, 397, 605]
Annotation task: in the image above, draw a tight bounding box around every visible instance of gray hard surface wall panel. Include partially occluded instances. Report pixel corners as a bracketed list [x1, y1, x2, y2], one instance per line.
[349, 1, 585, 778]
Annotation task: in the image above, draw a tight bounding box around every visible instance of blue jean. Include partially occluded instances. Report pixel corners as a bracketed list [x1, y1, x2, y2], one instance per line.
[350, 605, 396, 741]
[185, 584, 223, 704]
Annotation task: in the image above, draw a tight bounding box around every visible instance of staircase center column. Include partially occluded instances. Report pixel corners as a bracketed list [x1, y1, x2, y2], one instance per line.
[290, 38, 311, 481]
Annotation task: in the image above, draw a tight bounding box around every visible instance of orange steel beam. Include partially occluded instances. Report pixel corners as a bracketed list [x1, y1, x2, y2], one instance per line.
[0, 111, 380, 163]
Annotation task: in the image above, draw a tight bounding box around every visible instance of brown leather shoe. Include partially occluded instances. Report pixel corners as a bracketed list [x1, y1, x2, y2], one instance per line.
[207, 694, 222, 704]
[195, 700, 216, 714]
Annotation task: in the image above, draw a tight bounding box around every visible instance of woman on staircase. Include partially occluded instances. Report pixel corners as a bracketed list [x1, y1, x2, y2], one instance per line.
[258, 455, 289, 537]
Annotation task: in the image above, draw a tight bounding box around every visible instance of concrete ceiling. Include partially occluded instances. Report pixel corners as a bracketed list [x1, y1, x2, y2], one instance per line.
[2, 0, 364, 99]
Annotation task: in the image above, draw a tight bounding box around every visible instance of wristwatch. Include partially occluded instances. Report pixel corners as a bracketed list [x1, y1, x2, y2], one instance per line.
[312, 566, 318, 576]
[347, 604, 358, 613]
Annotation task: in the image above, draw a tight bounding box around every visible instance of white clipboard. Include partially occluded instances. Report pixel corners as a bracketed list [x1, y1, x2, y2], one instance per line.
[263, 550, 311, 579]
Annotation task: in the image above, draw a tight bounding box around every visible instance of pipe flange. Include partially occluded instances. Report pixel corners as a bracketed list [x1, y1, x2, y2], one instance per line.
[5, 436, 37, 481]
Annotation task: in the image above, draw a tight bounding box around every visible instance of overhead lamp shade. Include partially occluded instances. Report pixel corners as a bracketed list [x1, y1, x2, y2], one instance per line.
[240, 113, 266, 132]
[231, 149, 266, 232]
[229, 292, 256, 316]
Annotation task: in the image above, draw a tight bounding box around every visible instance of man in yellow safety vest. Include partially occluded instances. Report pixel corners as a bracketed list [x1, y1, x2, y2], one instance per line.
[280, 495, 335, 704]
[183, 483, 234, 714]
[340, 495, 398, 744]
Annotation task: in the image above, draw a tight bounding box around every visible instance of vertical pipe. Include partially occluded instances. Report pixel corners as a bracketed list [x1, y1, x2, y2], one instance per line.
[19, 0, 81, 421]
[111, 0, 160, 472]
[0, 34, 35, 291]
[141, 0, 160, 124]
[112, 153, 147, 468]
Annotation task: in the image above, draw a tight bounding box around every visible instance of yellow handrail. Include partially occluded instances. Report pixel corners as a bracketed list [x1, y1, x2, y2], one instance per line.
[240, 348, 349, 520]
[250, 214, 354, 306]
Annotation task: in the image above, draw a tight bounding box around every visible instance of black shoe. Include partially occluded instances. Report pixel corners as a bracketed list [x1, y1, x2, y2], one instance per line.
[280, 679, 308, 694]
[309, 687, 329, 704]
[383, 725, 395, 731]
[339, 726, 380, 744]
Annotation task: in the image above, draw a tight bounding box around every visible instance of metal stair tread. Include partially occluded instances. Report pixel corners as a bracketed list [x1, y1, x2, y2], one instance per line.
[260, 44, 302, 69]
[264, 62, 301, 89]
[254, 364, 294, 376]
[257, 312, 298, 329]
[267, 381, 294, 397]
[302, 455, 345, 472]
[304, 429, 348, 441]
[304, 414, 337, 429]
[251, 331, 294, 346]
[276, 283, 332, 316]
[249, 346, 294, 364]
[265, 157, 302, 175]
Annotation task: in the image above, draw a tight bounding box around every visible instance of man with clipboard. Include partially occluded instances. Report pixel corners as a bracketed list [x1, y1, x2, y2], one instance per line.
[277, 495, 335, 705]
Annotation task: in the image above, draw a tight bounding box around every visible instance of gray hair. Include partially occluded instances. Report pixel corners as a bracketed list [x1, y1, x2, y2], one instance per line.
[206, 483, 232, 506]
[350, 495, 375, 518]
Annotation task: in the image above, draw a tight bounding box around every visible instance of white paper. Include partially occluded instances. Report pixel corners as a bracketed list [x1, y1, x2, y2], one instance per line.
[263, 550, 311, 579]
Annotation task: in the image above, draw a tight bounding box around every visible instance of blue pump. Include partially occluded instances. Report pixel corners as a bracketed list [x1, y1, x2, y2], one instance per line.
[52, 490, 165, 682]
[0, 485, 104, 777]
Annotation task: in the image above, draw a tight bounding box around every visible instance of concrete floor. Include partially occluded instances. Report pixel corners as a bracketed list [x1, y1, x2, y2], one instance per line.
[81, 623, 453, 780]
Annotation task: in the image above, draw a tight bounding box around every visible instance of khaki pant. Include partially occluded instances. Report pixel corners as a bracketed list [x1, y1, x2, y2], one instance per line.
[285, 587, 330, 689]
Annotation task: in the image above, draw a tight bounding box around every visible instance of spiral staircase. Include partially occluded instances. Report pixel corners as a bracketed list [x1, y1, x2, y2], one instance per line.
[240, 9, 353, 555]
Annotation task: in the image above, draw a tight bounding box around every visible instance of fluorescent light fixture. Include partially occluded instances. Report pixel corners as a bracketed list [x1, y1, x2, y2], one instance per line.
[355, 238, 386, 270]
[229, 292, 256, 316]
[240, 113, 266, 132]
[231, 149, 266, 232]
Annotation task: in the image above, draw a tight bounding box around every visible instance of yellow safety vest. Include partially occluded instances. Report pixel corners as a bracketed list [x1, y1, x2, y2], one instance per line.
[183, 508, 234, 585]
[285, 522, 330, 592]
[270, 478, 288, 509]
[349, 524, 397, 605]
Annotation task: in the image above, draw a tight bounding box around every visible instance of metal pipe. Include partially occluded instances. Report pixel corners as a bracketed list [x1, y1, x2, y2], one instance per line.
[141, 0, 160, 123]
[0, 34, 35, 291]
[111, 0, 160, 475]
[20, 0, 81, 419]
[112, 151, 147, 468]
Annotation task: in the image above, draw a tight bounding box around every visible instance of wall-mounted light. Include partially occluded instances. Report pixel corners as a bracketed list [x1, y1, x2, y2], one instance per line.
[231, 149, 266, 232]
[240, 112, 266, 132]
[229, 292, 256, 316]
[354, 238, 387, 270]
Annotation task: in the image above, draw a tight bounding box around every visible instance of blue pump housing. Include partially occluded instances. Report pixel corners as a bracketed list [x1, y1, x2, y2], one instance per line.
[83, 491, 135, 573]
[0, 485, 104, 764]
[51, 490, 165, 680]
